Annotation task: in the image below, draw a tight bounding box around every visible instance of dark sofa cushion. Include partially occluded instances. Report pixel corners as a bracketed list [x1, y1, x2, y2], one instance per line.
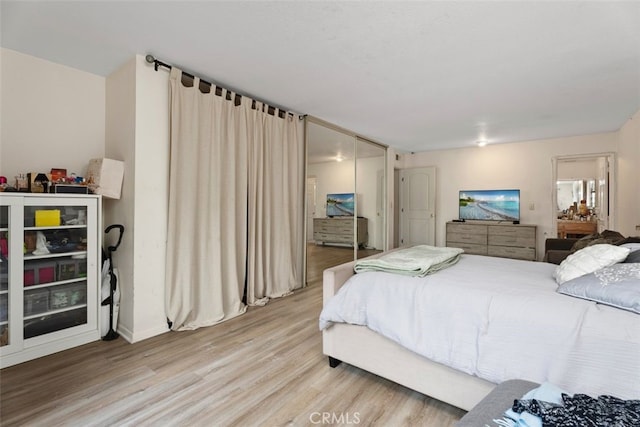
[617, 236, 640, 245]
[600, 229, 625, 241]
[571, 233, 602, 252]
[571, 230, 625, 252]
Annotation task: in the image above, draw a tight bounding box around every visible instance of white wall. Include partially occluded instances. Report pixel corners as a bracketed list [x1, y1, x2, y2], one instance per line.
[132, 55, 170, 340]
[104, 55, 169, 342]
[617, 109, 640, 237]
[401, 132, 619, 259]
[105, 57, 137, 340]
[0, 48, 105, 181]
[557, 159, 597, 180]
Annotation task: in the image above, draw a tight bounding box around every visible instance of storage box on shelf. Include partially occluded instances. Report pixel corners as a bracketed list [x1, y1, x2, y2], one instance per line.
[0, 193, 101, 368]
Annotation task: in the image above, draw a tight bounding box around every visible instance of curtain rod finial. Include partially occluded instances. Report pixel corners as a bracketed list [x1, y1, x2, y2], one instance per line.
[145, 54, 156, 64]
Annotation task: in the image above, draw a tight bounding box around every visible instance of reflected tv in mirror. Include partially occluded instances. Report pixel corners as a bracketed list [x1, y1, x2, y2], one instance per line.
[326, 193, 355, 217]
[459, 189, 520, 221]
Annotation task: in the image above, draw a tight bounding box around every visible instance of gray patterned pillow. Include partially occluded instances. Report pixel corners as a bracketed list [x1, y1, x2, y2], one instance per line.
[557, 263, 640, 314]
[625, 250, 640, 263]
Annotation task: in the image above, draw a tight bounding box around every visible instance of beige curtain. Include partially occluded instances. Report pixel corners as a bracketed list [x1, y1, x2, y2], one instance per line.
[165, 68, 304, 329]
[165, 69, 248, 330]
[246, 107, 305, 305]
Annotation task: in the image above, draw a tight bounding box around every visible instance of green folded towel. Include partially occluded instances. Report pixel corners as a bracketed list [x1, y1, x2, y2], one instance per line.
[354, 245, 464, 277]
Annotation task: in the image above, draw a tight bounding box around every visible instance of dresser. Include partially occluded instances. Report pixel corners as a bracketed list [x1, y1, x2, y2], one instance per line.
[556, 220, 597, 238]
[446, 222, 537, 261]
[313, 217, 368, 248]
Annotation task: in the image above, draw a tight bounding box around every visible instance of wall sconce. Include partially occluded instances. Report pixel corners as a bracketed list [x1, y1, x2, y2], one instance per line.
[476, 139, 488, 147]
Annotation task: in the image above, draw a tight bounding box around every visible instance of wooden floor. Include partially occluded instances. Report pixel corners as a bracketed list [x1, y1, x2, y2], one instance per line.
[0, 245, 466, 426]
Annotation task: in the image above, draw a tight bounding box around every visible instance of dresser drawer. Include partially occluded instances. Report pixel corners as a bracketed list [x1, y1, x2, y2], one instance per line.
[314, 232, 353, 243]
[488, 234, 535, 248]
[447, 242, 488, 255]
[446, 223, 488, 235]
[489, 225, 535, 239]
[447, 232, 487, 245]
[316, 224, 353, 234]
[487, 246, 536, 260]
[314, 218, 354, 232]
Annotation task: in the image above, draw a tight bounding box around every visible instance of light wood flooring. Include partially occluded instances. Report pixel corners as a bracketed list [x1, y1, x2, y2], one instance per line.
[0, 245, 466, 426]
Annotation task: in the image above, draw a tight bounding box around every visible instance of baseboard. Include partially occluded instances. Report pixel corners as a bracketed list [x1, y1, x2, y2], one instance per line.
[115, 323, 169, 344]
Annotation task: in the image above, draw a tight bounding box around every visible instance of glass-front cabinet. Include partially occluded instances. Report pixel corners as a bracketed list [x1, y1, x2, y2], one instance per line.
[0, 202, 13, 349]
[0, 194, 101, 368]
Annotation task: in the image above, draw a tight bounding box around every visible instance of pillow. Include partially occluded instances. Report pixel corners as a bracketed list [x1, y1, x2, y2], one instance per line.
[624, 250, 640, 264]
[557, 263, 640, 313]
[554, 244, 630, 285]
[621, 243, 640, 252]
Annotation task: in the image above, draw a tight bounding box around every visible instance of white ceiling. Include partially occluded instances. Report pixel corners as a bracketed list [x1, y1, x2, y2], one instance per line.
[2, 1, 639, 153]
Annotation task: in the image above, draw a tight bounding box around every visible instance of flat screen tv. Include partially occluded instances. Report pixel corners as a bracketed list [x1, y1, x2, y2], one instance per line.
[459, 189, 520, 221]
[326, 193, 355, 217]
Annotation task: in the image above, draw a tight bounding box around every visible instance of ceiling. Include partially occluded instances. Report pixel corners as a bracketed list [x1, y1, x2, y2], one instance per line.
[2, 1, 639, 153]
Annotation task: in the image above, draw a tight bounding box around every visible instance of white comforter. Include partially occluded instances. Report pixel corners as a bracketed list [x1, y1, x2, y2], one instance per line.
[319, 254, 640, 400]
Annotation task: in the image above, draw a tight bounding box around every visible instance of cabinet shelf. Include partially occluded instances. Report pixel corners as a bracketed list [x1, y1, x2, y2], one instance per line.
[24, 277, 85, 291]
[24, 304, 88, 321]
[24, 224, 87, 231]
[24, 251, 87, 261]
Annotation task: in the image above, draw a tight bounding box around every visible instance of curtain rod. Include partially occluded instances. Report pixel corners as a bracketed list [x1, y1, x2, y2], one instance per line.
[145, 54, 304, 119]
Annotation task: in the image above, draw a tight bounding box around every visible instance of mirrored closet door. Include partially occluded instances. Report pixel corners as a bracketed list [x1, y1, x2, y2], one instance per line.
[355, 137, 386, 259]
[305, 118, 386, 284]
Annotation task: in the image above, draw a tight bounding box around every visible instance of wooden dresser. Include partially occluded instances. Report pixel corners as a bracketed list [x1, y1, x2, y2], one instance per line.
[446, 222, 537, 261]
[313, 217, 368, 248]
[556, 220, 597, 238]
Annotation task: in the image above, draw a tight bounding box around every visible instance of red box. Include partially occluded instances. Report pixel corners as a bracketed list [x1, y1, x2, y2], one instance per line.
[24, 261, 57, 286]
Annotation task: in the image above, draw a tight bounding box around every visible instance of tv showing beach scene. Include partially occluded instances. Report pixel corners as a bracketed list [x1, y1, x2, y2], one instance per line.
[459, 189, 520, 221]
[326, 193, 355, 217]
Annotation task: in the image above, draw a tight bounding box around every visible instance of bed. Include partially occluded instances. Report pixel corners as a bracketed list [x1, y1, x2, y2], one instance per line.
[320, 246, 640, 411]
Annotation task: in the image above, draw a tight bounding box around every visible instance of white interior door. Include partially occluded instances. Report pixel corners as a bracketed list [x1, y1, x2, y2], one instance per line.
[399, 167, 436, 246]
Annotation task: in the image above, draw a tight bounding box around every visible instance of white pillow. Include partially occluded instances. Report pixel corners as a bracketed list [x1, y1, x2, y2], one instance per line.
[554, 244, 630, 285]
[621, 242, 640, 252]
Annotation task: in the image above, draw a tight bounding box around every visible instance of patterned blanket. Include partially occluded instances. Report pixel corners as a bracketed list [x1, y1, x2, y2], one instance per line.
[495, 392, 640, 427]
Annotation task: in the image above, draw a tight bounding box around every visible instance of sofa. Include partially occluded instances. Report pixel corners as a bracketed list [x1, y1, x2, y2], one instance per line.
[543, 237, 580, 264]
[543, 230, 640, 264]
